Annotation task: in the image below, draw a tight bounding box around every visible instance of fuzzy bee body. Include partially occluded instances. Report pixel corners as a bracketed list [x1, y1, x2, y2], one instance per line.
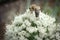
[29, 4, 40, 17]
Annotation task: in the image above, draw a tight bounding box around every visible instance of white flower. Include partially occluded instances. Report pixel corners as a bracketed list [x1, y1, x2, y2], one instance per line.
[13, 16, 23, 25]
[5, 9, 56, 40]
[24, 20, 31, 26]
[34, 35, 42, 40]
[18, 31, 30, 37]
[56, 32, 60, 40]
[26, 27, 38, 33]
[38, 27, 46, 34]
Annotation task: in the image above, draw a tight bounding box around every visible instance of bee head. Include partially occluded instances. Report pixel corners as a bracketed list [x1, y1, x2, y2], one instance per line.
[29, 4, 40, 11]
[29, 4, 36, 11]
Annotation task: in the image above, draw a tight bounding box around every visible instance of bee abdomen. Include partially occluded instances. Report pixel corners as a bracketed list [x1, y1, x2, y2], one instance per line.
[35, 9, 39, 17]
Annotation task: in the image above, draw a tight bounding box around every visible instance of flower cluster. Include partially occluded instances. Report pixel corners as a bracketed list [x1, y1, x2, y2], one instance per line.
[5, 9, 59, 40]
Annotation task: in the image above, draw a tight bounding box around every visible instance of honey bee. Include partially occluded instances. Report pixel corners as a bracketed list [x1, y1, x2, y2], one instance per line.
[29, 4, 40, 17]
